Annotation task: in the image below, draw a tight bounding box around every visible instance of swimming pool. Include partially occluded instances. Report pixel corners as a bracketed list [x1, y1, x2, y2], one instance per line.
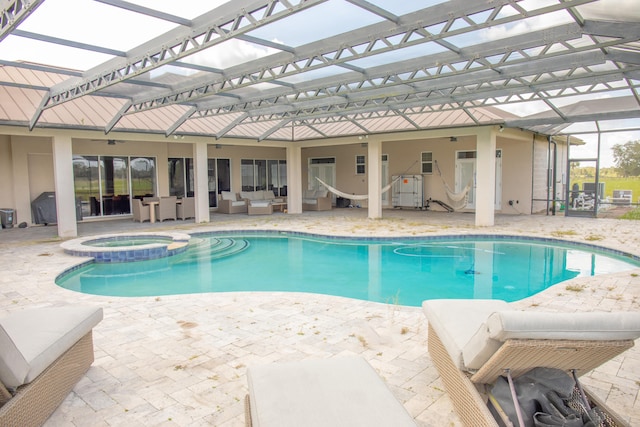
[56, 232, 640, 306]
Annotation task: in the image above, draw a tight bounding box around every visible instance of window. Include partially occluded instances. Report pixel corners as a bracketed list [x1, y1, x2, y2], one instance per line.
[268, 159, 287, 196]
[356, 155, 366, 175]
[168, 157, 196, 197]
[421, 152, 433, 174]
[242, 159, 286, 192]
[73, 155, 156, 218]
[241, 159, 255, 191]
[209, 158, 231, 208]
[130, 157, 156, 198]
[457, 151, 477, 159]
[168, 158, 186, 197]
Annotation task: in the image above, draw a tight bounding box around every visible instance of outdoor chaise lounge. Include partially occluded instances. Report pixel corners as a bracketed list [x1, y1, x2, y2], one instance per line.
[245, 357, 417, 427]
[0, 306, 103, 427]
[422, 299, 640, 427]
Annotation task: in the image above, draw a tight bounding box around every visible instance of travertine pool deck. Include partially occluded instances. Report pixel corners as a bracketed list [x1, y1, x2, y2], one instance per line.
[0, 209, 638, 426]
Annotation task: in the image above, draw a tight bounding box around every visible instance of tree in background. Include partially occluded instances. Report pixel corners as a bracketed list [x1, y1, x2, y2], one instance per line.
[612, 140, 640, 177]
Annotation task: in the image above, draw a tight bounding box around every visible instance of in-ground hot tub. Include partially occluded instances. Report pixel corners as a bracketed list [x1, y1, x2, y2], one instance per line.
[60, 232, 191, 262]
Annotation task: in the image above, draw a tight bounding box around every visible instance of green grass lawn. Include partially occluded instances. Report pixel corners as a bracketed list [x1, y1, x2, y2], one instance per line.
[572, 177, 640, 200]
[621, 207, 640, 220]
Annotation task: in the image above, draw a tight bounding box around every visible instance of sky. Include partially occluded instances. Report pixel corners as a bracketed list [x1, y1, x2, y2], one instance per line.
[0, 0, 638, 166]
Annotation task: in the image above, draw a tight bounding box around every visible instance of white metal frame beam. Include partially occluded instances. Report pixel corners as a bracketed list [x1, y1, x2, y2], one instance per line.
[113, 0, 595, 123]
[29, 0, 327, 129]
[0, 0, 43, 42]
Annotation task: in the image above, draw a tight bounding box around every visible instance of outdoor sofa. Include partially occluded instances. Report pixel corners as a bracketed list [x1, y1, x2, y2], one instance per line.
[239, 190, 285, 205]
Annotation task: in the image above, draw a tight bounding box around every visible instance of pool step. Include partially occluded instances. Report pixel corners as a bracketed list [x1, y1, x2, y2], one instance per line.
[175, 237, 250, 263]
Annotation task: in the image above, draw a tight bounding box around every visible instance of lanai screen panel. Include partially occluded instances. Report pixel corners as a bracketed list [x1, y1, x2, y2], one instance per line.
[0, 0, 637, 140]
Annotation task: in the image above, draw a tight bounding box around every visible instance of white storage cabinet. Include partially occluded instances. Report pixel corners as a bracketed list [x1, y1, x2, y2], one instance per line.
[392, 175, 423, 208]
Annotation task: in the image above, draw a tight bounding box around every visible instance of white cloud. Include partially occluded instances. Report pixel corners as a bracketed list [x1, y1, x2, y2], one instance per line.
[185, 38, 284, 70]
[578, 0, 640, 21]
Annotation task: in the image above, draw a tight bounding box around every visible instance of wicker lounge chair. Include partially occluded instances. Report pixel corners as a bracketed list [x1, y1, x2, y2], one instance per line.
[0, 306, 103, 427]
[422, 299, 640, 427]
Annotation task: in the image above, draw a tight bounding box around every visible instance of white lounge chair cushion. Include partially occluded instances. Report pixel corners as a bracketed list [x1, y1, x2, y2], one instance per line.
[247, 357, 416, 427]
[423, 299, 509, 370]
[0, 306, 103, 388]
[303, 190, 315, 198]
[250, 200, 270, 207]
[221, 191, 237, 201]
[463, 310, 640, 370]
[425, 299, 640, 371]
[230, 200, 245, 207]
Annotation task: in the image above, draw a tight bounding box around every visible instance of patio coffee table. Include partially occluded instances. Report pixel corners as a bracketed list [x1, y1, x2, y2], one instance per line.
[271, 202, 287, 212]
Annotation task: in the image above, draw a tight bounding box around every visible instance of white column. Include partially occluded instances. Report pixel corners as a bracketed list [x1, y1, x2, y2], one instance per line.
[286, 145, 302, 214]
[193, 141, 210, 223]
[52, 136, 77, 238]
[475, 128, 496, 226]
[156, 141, 169, 196]
[367, 139, 382, 219]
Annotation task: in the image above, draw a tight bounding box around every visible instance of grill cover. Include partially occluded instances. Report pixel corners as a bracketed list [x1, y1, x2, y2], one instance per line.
[31, 192, 57, 224]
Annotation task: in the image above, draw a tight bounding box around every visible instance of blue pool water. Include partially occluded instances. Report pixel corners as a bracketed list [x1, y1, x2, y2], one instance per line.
[56, 233, 640, 306]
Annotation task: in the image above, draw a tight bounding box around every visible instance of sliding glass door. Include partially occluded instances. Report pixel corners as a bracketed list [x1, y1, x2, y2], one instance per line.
[73, 155, 156, 218]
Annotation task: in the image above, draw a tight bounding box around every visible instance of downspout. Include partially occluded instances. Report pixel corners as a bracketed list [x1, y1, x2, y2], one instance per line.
[548, 136, 557, 216]
[531, 134, 536, 214]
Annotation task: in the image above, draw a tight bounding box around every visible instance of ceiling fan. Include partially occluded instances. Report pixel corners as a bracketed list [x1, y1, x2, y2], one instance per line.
[91, 139, 125, 145]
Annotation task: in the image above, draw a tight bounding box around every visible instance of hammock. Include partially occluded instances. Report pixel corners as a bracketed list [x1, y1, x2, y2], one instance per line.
[315, 176, 400, 201]
[443, 180, 473, 210]
[434, 160, 473, 210]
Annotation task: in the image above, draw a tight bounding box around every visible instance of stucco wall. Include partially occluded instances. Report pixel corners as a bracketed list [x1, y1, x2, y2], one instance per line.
[498, 135, 534, 214]
[301, 134, 536, 213]
[0, 135, 13, 210]
[0, 127, 546, 226]
[10, 136, 53, 225]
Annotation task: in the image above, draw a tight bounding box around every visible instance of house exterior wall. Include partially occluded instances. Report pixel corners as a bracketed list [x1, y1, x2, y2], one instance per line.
[8, 136, 52, 225]
[532, 135, 550, 214]
[303, 143, 370, 196]
[530, 135, 571, 214]
[209, 145, 286, 194]
[382, 136, 477, 207]
[0, 135, 13, 210]
[498, 135, 534, 214]
[301, 134, 536, 213]
[530, 136, 569, 214]
[0, 126, 550, 226]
